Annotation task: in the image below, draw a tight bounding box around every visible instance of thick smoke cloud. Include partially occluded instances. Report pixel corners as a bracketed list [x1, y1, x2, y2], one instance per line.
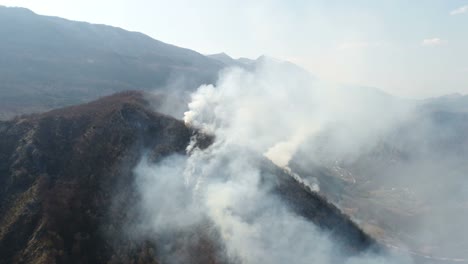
[132, 59, 416, 263]
[334, 110, 468, 260]
[135, 155, 202, 233]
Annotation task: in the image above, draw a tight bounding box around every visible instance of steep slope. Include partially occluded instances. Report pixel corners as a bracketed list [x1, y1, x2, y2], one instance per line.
[0, 6, 223, 120]
[0, 91, 195, 263]
[0, 91, 378, 263]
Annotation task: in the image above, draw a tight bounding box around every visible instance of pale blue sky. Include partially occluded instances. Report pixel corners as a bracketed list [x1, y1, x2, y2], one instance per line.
[1, 0, 467, 98]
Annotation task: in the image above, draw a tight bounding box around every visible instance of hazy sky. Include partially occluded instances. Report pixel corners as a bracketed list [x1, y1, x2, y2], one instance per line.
[1, 0, 467, 98]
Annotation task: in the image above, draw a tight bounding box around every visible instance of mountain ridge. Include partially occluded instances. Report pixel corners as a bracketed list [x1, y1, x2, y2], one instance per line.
[0, 91, 379, 263]
[0, 6, 223, 120]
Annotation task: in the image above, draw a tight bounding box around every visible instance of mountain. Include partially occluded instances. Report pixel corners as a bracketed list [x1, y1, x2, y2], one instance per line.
[0, 6, 322, 121]
[0, 6, 224, 120]
[207, 53, 313, 79]
[4, 6, 465, 262]
[0, 91, 194, 263]
[420, 93, 468, 113]
[206, 53, 254, 68]
[0, 91, 378, 263]
[206, 53, 242, 66]
[236, 57, 256, 65]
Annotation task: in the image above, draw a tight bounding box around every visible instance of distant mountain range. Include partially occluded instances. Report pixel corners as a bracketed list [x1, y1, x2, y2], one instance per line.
[421, 93, 468, 113]
[206, 52, 256, 68]
[0, 6, 226, 120]
[1, 5, 464, 121]
[0, 6, 331, 121]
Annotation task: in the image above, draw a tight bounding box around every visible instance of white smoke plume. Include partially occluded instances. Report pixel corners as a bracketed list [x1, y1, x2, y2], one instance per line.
[133, 59, 415, 263]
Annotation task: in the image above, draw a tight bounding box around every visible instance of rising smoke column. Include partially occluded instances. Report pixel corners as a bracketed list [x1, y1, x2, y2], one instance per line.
[135, 59, 412, 264]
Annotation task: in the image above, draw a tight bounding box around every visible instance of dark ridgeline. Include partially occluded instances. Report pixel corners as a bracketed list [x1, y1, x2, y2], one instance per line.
[0, 91, 193, 263]
[0, 91, 379, 264]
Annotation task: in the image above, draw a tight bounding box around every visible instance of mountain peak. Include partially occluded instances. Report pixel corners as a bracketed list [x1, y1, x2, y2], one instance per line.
[206, 52, 238, 66]
[207, 52, 232, 59]
[0, 5, 34, 12]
